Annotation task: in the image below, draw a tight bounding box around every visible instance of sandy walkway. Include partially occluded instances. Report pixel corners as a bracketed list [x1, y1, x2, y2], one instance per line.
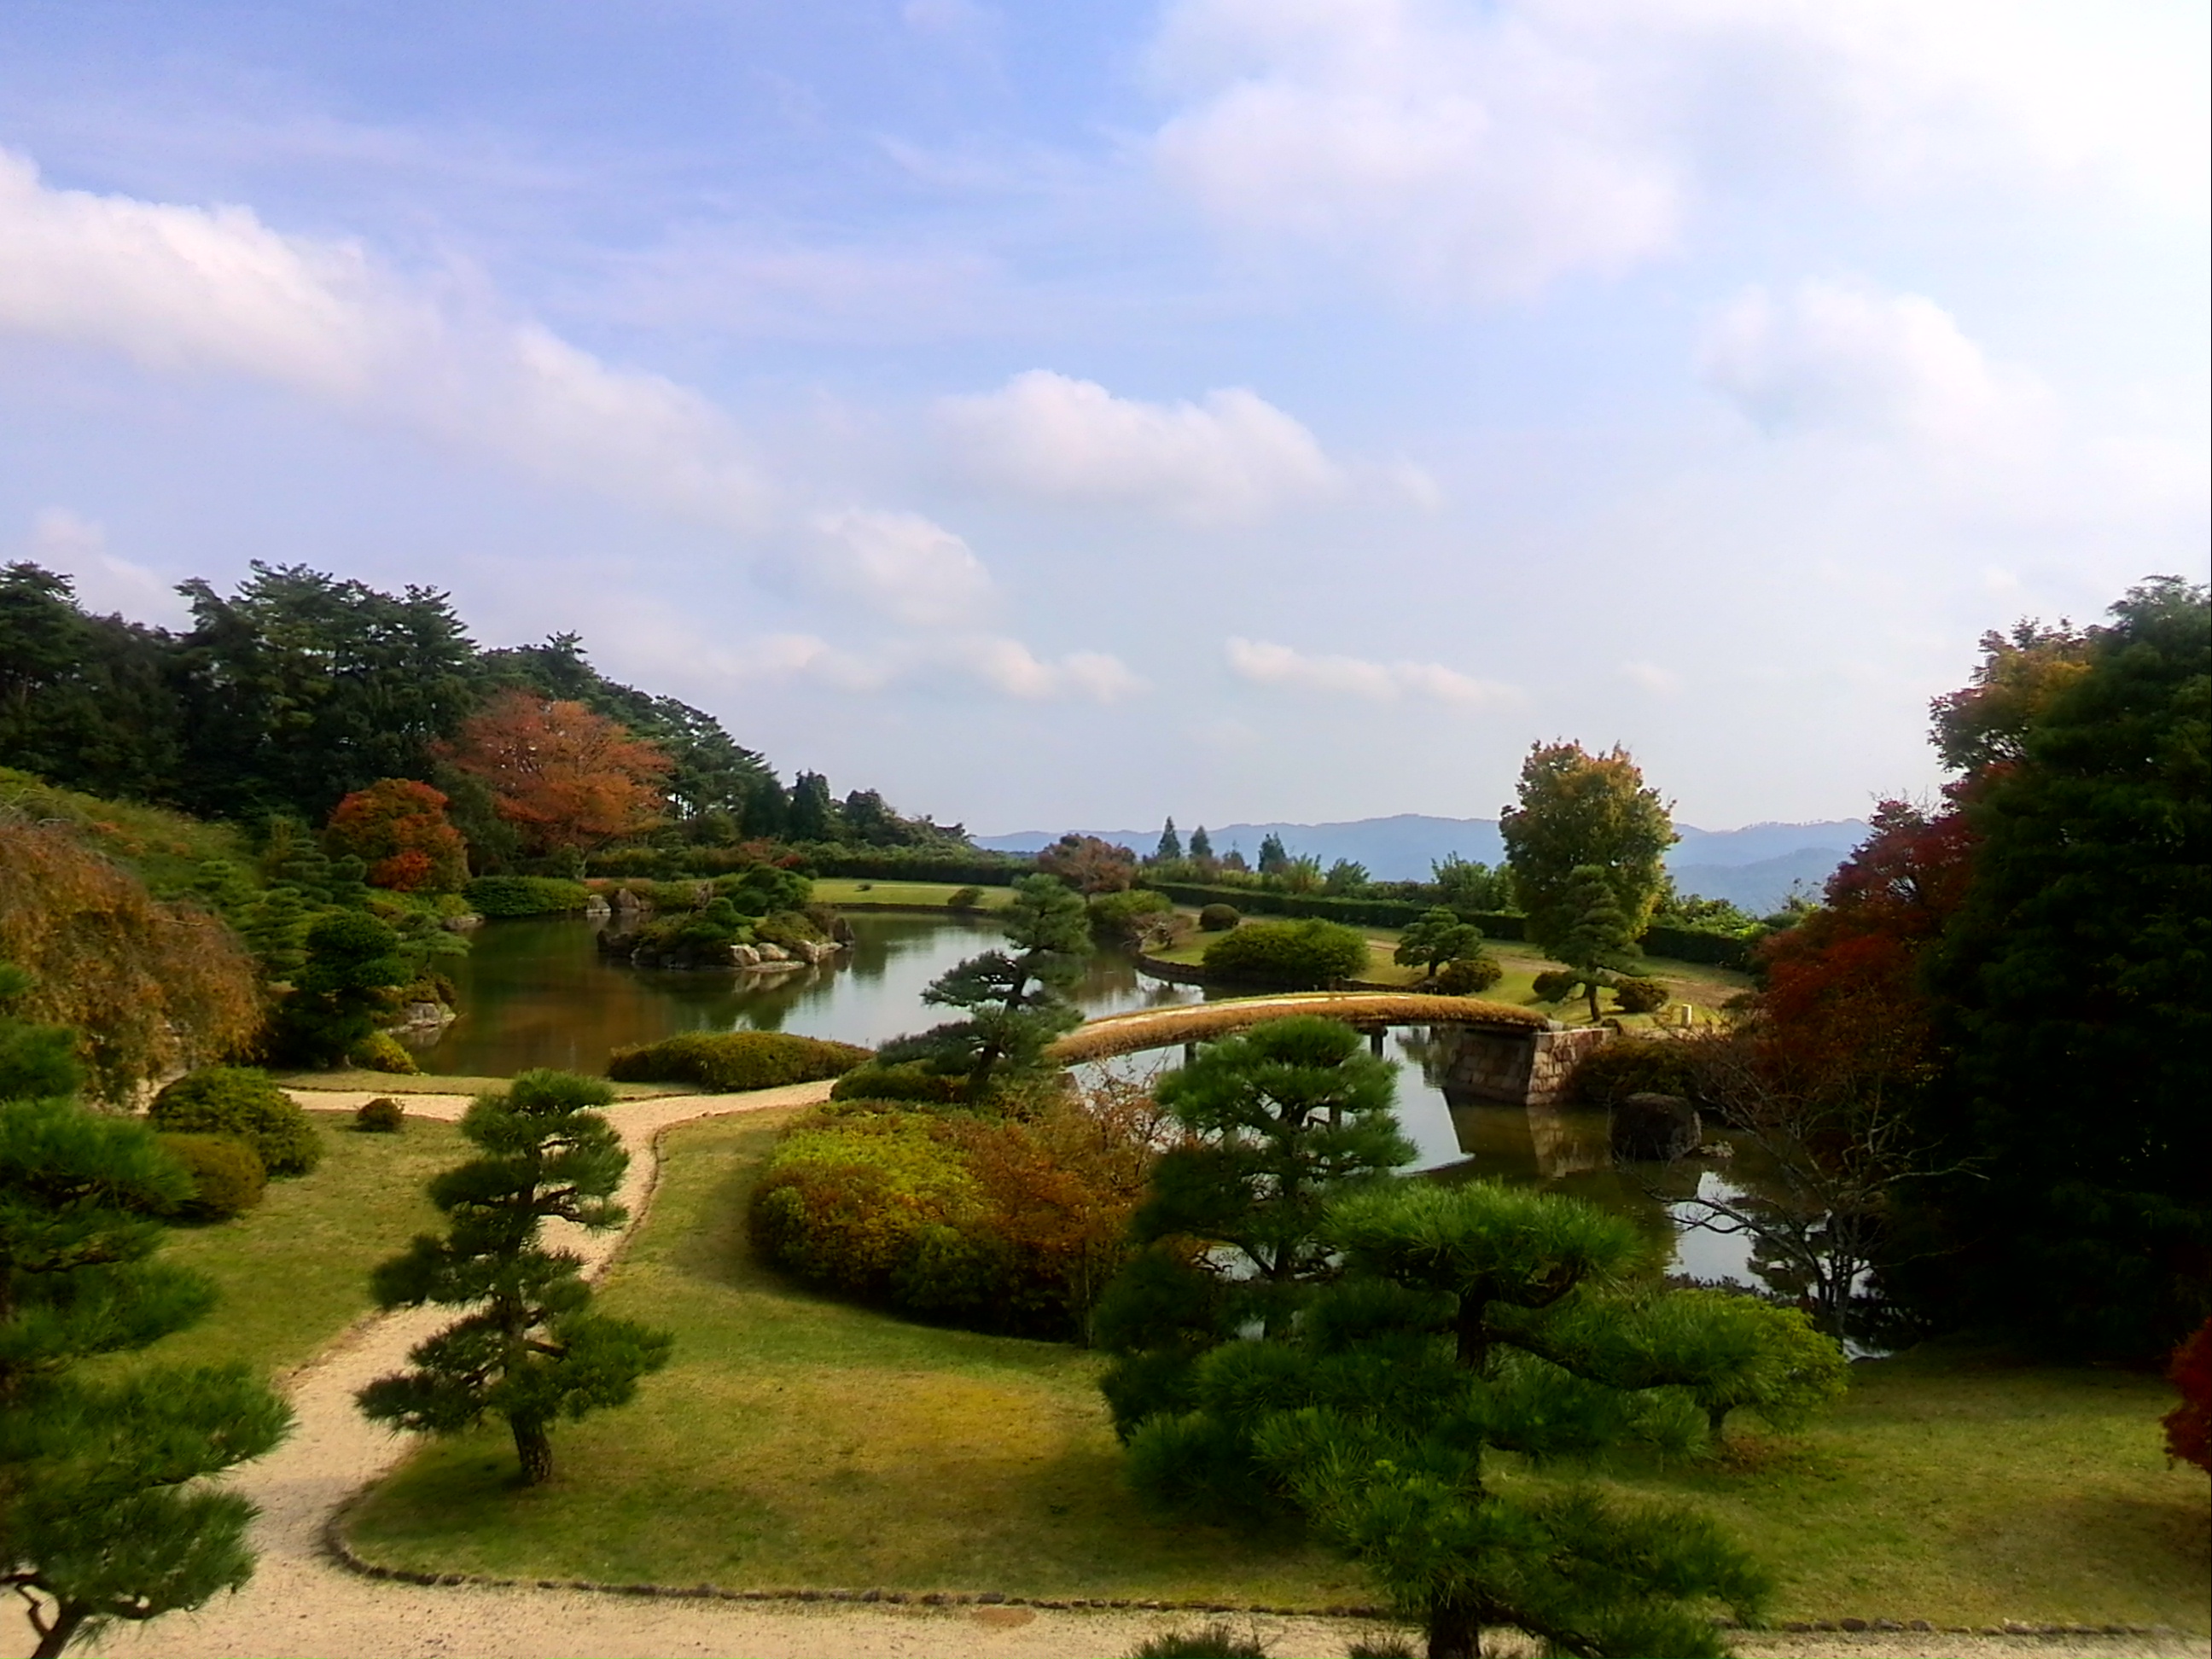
[25, 1085, 2203, 1659]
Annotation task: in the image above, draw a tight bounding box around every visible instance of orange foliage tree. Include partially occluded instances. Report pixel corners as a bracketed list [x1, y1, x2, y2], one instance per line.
[439, 690, 671, 860]
[2165, 1319, 2212, 1474]
[0, 812, 260, 1102]
[324, 777, 469, 893]
[1035, 833, 1137, 894]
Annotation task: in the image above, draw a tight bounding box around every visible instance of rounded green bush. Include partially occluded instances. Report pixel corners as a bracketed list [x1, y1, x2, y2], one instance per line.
[1434, 953, 1504, 994]
[1531, 968, 1580, 1003]
[354, 1096, 406, 1132]
[605, 1030, 870, 1091]
[1196, 903, 1241, 932]
[946, 886, 984, 910]
[1200, 918, 1367, 988]
[155, 1132, 268, 1220]
[1611, 975, 1670, 1015]
[347, 1030, 421, 1075]
[148, 1067, 322, 1175]
[829, 1061, 972, 1105]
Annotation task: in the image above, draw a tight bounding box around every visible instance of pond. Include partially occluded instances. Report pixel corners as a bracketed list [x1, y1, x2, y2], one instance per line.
[411, 914, 1773, 1289]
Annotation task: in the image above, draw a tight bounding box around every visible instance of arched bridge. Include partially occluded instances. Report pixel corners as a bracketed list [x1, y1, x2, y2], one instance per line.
[1045, 992, 1603, 1107]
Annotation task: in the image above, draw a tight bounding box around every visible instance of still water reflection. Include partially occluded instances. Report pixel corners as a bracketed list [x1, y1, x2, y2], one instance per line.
[413, 916, 1767, 1286]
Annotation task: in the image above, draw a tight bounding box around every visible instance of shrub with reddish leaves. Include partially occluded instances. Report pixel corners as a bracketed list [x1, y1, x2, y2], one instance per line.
[2164, 1318, 2212, 1473]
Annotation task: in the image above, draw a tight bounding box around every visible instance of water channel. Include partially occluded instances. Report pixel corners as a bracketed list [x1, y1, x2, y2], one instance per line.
[410, 913, 1769, 1289]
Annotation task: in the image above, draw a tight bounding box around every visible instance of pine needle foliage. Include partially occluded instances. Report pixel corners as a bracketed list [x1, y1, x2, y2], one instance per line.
[357, 1070, 673, 1485]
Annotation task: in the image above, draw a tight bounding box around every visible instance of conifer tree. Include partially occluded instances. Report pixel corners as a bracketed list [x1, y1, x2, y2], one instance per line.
[357, 1070, 673, 1484]
[1155, 818, 1182, 862]
[1, 979, 292, 1658]
[1095, 1017, 1413, 1438]
[1554, 864, 1643, 1023]
[1256, 832, 1289, 875]
[878, 874, 1092, 1099]
[1149, 1181, 1782, 1658]
[1189, 825, 1214, 861]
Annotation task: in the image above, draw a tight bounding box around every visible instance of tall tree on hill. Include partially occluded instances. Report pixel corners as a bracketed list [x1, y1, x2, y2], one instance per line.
[1188, 824, 1214, 861]
[784, 771, 840, 842]
[358, 1070, 673, 1484]
[1, 988, 293, 1659]
[1154, 818, 1182, 861]
[1500, 741, 1676, 954]
[1929, 577, 2210, 1357]
[440, 690, 672, 864]
[0, 563, 183, 804]
[171, 563, 480, 823]
[1256, 832, 1290, 875]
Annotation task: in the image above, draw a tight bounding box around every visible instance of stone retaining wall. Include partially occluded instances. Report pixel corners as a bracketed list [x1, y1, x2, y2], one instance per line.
[1435, 1024, 1613, 1108]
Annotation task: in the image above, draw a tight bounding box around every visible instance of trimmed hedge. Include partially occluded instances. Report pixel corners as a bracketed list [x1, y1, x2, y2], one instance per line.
[1612, 975, 1670, 1014]
[1640, 923, 1753, 970]
[606, 1030, 870, 1092]
[463, 875, 594, 917]
[1569, 1034, 1714, 1108]
[354, 1097, 406, 1132]
[830, 1061, 973, 1105]
[1435, 954, 1504, 994]
[796, 848, 1027, 885]
[1200, 918, 1370, 988]
[1197, 903, 1241, 932]
[148, 1067, 322, 1175]
[156, 1132, 267, 1220]
[347, 1031, 420, 1074]
[1149, 880, 1528, 938]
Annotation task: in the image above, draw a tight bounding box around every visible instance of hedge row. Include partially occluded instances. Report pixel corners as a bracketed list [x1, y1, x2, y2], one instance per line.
[797, 848, 1027, 886]
[463, 875, 595, 917]
[607, 1031, 870, 1092]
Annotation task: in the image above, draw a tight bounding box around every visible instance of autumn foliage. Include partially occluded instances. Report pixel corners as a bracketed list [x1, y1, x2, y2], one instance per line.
[1034, 833, 1137, 894]
[2164, 1319, 2212, 1474]
[0, 812, 260, 1102]
[323, 777, 469, 893]
[439, 690, 671, 859]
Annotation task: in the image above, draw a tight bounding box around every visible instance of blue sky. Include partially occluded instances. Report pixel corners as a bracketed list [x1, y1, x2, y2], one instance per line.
[3, 0, 2205, 833]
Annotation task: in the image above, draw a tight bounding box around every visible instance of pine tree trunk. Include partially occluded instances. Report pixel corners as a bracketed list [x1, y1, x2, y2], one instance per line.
[511, 1414, 554, 1485]
[1427, 1597, 1481, 1659]
[32, 1604, 85, 1659]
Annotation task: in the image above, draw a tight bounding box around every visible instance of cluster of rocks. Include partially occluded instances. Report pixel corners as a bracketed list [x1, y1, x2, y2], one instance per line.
[595, 926, 845, 972]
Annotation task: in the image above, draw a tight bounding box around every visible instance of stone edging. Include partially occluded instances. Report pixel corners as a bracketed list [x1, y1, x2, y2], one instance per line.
[315, 1515, 2187, 1645]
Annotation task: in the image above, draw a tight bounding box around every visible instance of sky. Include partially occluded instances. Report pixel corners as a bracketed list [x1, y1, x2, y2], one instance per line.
[2, 1, 2205, 835]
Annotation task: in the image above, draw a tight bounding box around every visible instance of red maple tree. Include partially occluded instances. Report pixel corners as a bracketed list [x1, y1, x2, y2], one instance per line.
[2166, 1319, 2212, 1474]
[324, 777, 470, 894]
[440, 690, 672, 859]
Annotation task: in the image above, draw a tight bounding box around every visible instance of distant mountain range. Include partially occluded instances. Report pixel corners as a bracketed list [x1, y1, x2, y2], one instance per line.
[973, 813, 1870, 916]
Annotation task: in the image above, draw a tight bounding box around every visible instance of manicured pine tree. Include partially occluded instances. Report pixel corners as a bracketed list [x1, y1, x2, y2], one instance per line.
[1155, 818, 1182, 862]
[879, 874, 1092, 1100]
[1, 973, 293, 1659]
[357, 1069, 674, 1485]
[1393, 907, 1489, 980]
[268, 909, 410, 1064]
[1154, 1181, 1783, 1659]
[1554, 864, 1644, 1023]
[1094, 1016, 1413, 1439]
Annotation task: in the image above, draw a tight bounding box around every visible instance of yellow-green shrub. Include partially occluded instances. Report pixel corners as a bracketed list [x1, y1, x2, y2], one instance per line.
[148, 1066, 321, 1175]
[155, 1132, 268, 1220]
[347, 1030, 421, 1074]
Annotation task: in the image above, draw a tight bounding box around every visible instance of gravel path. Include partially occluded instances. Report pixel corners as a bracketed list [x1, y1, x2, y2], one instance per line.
[24, 1085, 2203, 1659]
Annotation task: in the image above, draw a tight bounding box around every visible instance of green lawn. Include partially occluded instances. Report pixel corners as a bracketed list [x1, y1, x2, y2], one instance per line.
[344, 1111, 2209, 1630]
[269, 1069, 690, 1097]
[812, 878, 1015, 911]
[105, 1109, 465, 1382]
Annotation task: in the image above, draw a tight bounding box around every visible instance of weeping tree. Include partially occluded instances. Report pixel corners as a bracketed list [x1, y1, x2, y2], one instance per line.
[357, 1069, 673, 1484]
[876, 873, 1091, 1100]
[1, 976, 292, 1658]
[1132, 1182, 1802, 1658]
[1094, 1016, 1414, 1441]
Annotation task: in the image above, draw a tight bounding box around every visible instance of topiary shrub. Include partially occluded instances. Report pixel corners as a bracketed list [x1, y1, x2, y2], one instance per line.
[1434, 953, 1504, 994]
[148, 1067, 322, 1175]
[829, 1061, 973, 1105]
[946, 886, 984, 911]
[354, 1096, 406, 1133]
[1568, 1033, 1712, 1108]
[753, 909, 824, 952]
[749, 1093, 1155, 1339]
[606, 1030, 870, 1092]
[1531, 968, 1580, 1003]
[155, 1132, 268, 1220]
[347, 1030, 421, 1074]
[463, 876, 593, 917]
[1200, 918, 1368, 989]
[1197, 903, 1241, 932]
[1611, 975, 1670, 1015]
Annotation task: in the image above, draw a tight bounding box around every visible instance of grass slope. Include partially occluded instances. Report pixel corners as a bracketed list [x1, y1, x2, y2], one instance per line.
[345, 1109, 1360, 1606]
[344, 1112, 2209, 1629]
[106, 1109, 466, 1382]
[812, 878, 1015, 911]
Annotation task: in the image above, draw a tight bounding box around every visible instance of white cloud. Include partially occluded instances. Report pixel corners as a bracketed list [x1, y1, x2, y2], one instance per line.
[1225, 637, 1519, 707]
[716, 626, 1141, 705]
[1697, 279, 2056, 451]
[963, 637, 1147, 702]
[937, 370, 1343, 524]
[1145, 0, 2206, 299]
[22, 508, 191, 626]
[0, 148, 769, 530]
[1618, 660, 1681, 695]
[806, 509, 996, 628]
